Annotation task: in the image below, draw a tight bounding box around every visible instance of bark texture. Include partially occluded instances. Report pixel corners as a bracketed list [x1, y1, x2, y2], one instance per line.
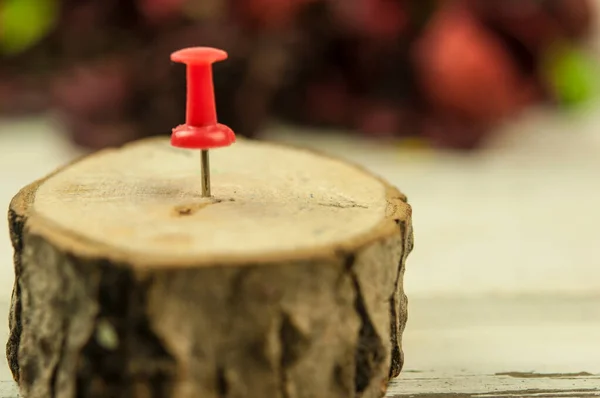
[6, 138, 413, 398]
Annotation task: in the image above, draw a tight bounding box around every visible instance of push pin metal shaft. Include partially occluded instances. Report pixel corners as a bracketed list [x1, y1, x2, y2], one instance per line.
[170, 47, 236, 197]
[201, 150, 210, 197]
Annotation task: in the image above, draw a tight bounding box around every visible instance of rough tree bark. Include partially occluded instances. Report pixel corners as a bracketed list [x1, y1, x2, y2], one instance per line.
[6, 137, 413, 398]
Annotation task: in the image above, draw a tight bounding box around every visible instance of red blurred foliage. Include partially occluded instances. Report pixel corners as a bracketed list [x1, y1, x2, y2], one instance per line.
[469, 0, 595, 53]
[237, 0, 316, 30]
[332, 0, 409, 40]
[413, 4, 538, 125]
[0, 0, 595, 151]
[137, 0, 187, 24]
[50, 59, 131, 118]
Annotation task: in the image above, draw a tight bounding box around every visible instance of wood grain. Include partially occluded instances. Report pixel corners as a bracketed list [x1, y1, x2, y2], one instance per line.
[29, 137, 405, 266]
[388, 371, 600, 397]
[6, 137, 413, 398]
[2, 372, 599, 397]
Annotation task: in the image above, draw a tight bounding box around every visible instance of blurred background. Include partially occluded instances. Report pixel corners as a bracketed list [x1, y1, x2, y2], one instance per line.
[1, 0, 599, 149]
[1, 0, 600, 381]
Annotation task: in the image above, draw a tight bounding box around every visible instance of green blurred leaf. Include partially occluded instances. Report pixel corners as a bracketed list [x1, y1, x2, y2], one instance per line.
[0, 0, 58, 55]
[545, 44, 600, 107]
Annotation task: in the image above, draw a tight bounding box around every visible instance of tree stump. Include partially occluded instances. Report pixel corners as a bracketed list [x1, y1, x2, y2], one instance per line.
[6, 137, 413, 398]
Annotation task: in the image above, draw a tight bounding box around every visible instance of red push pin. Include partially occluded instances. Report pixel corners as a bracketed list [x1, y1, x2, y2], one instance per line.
[171, 47, 236, 197]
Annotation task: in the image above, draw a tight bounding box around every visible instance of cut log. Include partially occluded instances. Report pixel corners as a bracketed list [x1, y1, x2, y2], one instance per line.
[6, 137, 413, 398]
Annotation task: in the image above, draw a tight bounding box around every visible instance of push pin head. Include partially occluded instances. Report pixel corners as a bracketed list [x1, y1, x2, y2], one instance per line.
[171, 47, 236, 197]
[171, 47, 236, 149]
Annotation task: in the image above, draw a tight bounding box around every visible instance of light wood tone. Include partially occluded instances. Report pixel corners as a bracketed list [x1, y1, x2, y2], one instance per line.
[3, 295, 599, 397]
[2, 372, 599, 397]
[6, 137, 413, 398]
[29, 137, 403, 266]
[389, 371, 600, 397]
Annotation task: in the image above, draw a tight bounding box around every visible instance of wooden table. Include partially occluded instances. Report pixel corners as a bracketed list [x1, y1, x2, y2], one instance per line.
[1, 111, 599, 396]
[1, 296, 598, 397]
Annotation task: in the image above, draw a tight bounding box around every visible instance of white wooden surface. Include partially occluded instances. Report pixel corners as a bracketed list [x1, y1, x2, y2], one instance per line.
[1, 105, 600, 395]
